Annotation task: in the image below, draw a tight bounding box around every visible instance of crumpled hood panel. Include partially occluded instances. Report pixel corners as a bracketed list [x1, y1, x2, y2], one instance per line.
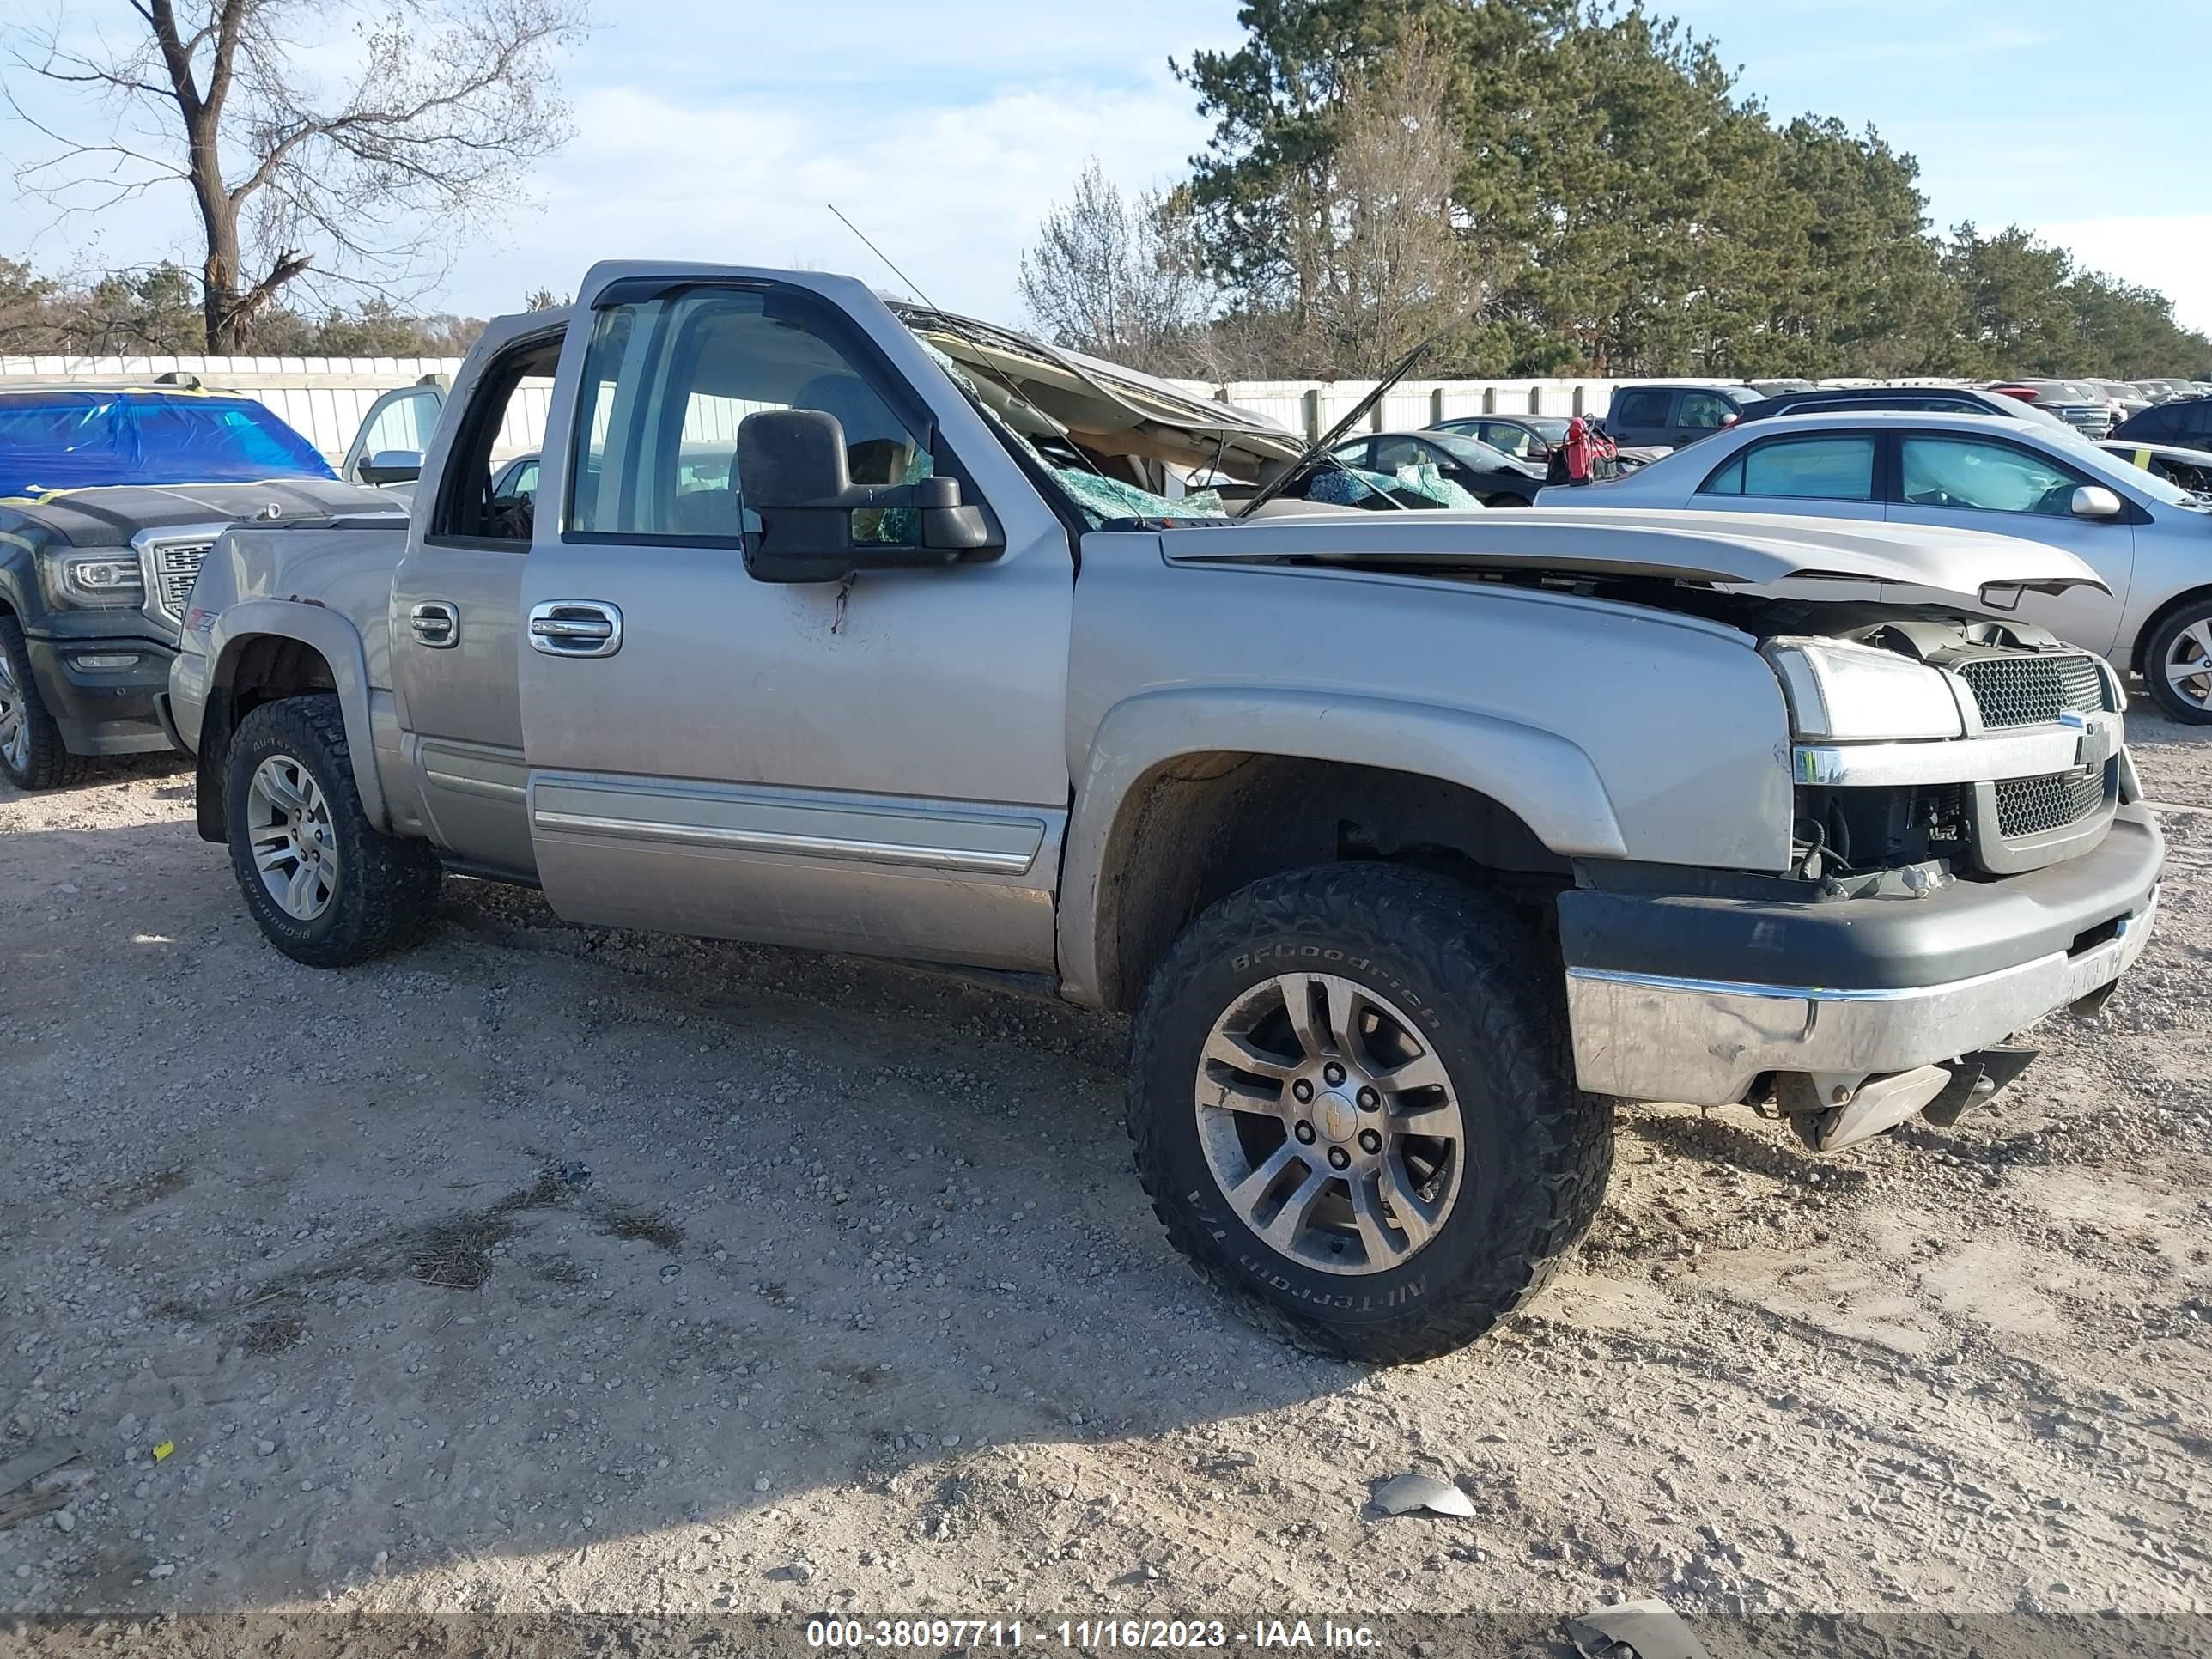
[1158, 507, 2108, 595]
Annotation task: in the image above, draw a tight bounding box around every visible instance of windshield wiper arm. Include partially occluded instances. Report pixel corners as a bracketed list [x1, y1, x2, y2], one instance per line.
[1231, 326, 1455, 520]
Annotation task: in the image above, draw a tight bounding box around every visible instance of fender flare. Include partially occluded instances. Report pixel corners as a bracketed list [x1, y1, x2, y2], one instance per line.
[205, 599, 392, 832]
[1055, 685, 1628, 1008]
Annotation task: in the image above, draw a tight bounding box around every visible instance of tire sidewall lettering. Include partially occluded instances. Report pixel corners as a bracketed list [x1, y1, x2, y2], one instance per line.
[1229, 941, 1439, 1030]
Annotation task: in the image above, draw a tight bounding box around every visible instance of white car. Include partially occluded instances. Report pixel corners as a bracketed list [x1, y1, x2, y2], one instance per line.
[1542, 409, 2212, 722]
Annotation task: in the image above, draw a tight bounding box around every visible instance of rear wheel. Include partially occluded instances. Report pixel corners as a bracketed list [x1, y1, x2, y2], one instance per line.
[224, 694, 442, 966]
[2143, 600, 2212, 724]
[1127, 864, 1613, 1364]
[0, 615, 87, 791]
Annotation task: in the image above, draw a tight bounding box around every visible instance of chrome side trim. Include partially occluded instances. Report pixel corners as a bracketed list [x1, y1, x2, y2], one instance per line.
[1794, 710, 2123, 786]
[427, 769, 526, 801]
[529, 777, 1049, 877]
[533, 810, 1036, 872]
[420, 742, 529, 802]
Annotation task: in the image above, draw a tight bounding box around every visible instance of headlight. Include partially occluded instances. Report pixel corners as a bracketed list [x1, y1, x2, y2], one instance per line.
[1763, 638, 1963, 741]
[37, 550, 146, 609]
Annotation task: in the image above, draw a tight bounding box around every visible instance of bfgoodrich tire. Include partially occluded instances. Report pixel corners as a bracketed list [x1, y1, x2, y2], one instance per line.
[224, 694, 442, 967]
[2142, 599, 2212, 725]
[1128, 864, 1612, 1364]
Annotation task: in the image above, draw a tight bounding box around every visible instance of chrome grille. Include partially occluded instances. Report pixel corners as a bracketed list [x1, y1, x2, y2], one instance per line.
[1992, 767, 2106, 838]
[1955, 653, 2104, 728]
[147, 539, 212, 627]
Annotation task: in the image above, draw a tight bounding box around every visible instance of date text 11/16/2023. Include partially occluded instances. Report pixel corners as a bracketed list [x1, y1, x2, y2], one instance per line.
[804, 1620, 1384, 1650]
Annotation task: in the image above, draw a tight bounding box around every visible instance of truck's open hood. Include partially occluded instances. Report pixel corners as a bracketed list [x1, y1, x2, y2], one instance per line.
[1160, 508, 2109, 598]
[892, 304, 1304, 475]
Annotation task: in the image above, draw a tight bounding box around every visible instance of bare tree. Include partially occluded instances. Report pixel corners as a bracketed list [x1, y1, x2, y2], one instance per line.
[1018, 158, 1214, 376]
[6, 0, 586, 350]
[1281, 35, 1480, 375]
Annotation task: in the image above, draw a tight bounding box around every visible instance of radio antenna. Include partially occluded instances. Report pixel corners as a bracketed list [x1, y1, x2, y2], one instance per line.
[825, 201, 1111, 481]
[828, 203, 938, 311]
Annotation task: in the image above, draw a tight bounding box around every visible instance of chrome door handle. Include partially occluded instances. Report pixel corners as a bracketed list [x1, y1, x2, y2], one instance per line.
[409, 600, 459, 647]
[527, 599, 623, 658]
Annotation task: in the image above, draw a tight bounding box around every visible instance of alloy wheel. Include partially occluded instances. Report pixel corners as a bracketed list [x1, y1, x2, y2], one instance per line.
[245, 754, 340, 920]
[2162, 618, 2212, 712]
[1194, 971, 1466, 1275]
[0, 649, 27, 775]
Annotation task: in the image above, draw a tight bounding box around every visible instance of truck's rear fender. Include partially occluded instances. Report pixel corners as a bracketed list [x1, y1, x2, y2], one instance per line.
[1060, 689, 1626, 1012]
[194, 599, 390, 840]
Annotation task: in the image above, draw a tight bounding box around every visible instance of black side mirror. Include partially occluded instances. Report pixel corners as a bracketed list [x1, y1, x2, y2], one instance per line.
[362, 448, 422, 486]
[736, 409, 1001, 584]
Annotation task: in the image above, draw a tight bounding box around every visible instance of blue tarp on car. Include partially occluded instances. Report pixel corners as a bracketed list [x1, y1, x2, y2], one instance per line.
[0, 389, 336, 500]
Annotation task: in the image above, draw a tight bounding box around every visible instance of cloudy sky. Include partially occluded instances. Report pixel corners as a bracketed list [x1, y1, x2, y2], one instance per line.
[5, 0, 2207, 334]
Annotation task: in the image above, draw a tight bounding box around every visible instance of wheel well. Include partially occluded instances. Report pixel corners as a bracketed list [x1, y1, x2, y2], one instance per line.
[195, 635, 341, 842]
[1092, 752, 1570, 1012]
[221, 634, 338, 716]
[2131, 585, 2212, 675]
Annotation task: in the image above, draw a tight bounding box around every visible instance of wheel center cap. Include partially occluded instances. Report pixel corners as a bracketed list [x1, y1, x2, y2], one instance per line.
[1316, 1091, 1361, 1144]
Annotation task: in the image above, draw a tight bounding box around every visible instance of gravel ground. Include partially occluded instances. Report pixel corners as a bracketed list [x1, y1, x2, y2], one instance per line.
[0, 710, 2207, 1638]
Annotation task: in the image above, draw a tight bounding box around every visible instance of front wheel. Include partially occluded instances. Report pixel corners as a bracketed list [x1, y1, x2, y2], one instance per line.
[0, 615, 86, 790]
[224, 694, 443, 966]
[2142, 600, 2212, 725]
[1127, 864, 1613, 1364]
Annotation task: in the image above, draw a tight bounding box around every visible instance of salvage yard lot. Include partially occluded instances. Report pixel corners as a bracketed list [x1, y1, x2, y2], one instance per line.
[2, 716, 2209, 1626]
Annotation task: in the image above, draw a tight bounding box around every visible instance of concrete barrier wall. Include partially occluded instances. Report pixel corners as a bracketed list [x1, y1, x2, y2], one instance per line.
[1168, 378, 1659, 433]
[3, 355, 1978, 457]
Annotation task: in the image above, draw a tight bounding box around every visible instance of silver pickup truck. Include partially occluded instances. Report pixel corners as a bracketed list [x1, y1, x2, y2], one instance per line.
[168, 261, 2164, 1363]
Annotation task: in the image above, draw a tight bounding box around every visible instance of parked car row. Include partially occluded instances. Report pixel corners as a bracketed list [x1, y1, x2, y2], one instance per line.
[1559, 376, 2212, 449]
[1539, 408, 2212, 724]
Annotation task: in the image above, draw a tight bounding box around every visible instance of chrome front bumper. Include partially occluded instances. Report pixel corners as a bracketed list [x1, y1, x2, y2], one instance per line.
[1564, 885, 2160, 1108]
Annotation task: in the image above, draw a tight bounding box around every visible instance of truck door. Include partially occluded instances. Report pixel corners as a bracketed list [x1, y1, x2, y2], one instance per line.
[514, 269, 1073, 970]
[341, 381, 444, 487]
[388, 319, 562, 877]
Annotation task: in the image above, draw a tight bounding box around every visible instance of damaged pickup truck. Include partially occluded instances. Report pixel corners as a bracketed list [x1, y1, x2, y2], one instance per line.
[167, 264, 2163, 1362]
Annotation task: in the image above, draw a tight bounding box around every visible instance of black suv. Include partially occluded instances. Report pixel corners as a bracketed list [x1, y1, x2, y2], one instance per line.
[1602, 384, 1765, 449]
[2111, 396, 2212, 448]
[1735, 384, 2074, 432]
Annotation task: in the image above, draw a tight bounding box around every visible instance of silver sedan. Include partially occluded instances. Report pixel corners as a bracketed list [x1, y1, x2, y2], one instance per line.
[1540, 409, 2212, 722]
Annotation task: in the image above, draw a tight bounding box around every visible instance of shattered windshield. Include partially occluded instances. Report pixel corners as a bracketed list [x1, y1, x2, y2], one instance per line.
[909, 330, 1229, 528]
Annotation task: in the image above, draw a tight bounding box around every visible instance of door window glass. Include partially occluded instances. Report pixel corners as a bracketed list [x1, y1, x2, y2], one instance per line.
[1700, 436, 1875, 500]
[1679, 391, 1738, 430]
[1611, 389, 1667, 427]
[568, 288, 931, 544]
[1480, 422, 1532, 458]
[357, 387, 438, 462]
[1328, 439, 1374, 471]
[1899, 437, 2084, 516]
[1371, 435, 1432, 471]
